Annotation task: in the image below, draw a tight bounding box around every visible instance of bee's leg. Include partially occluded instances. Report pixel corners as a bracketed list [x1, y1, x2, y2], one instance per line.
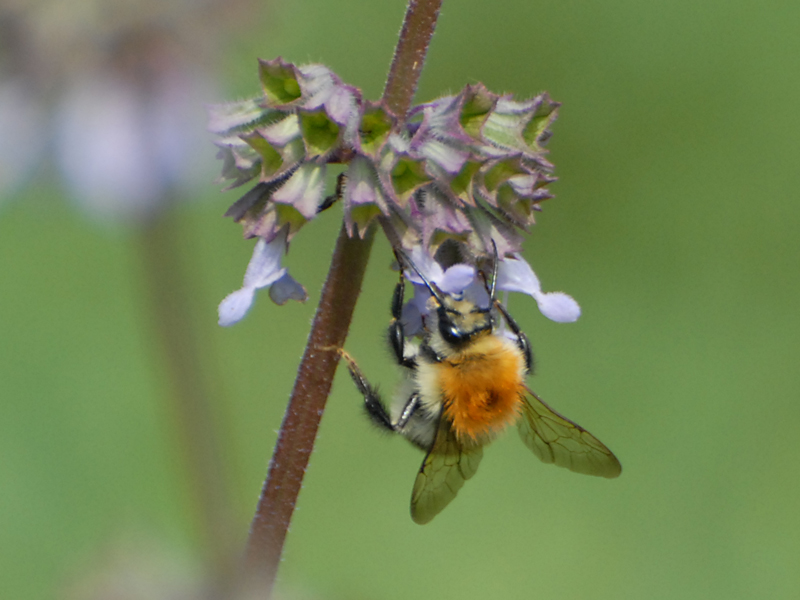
[339, 349, 395, 432]
[388, 274, 417, 369]
[395, 393, 421, 429]
[317, 172, 346, 214]
[494, 301, 534, 374]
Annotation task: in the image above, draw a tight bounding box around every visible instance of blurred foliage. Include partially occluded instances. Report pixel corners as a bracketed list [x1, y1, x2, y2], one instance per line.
[2, 0, 800, 598]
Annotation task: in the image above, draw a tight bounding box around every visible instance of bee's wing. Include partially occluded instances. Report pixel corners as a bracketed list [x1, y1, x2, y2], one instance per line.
[518, 387, 621, 478]
[410, 417, 483, 524]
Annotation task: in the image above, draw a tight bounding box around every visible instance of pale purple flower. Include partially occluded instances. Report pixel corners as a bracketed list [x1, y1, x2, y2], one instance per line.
[399, 246, 580, 334]
[218, 229, 307, 326]
[54, 71, 215, 222]
[495, 254, 581, 322]
[401, 246, 477, 334]
[209, 59, 571, 327]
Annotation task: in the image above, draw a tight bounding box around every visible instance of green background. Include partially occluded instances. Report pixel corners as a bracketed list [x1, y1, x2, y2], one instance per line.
[2, 0, 799, 598]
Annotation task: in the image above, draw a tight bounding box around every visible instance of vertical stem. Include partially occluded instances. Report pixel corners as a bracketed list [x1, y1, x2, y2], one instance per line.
[135, 207, 235, 576]
[382, 0, 443, 118]
[241, 225, 374, 595]
[241, 1, 443, 596]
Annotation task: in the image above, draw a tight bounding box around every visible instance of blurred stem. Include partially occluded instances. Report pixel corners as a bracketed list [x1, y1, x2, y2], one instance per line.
[382, 0, 442, 118]
[135, 207, 235, 576]
[241, 2, 441, 596]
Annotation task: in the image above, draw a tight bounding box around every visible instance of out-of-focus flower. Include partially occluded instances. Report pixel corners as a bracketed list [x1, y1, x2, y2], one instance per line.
[0, 0, 263, 218]
[210, 58, 565, 324]
[55, 68, 215, 221]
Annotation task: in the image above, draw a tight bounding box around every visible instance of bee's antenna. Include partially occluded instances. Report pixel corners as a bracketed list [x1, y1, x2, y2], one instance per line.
[393, 246, 447, 305]
[489, 239, 499, 304]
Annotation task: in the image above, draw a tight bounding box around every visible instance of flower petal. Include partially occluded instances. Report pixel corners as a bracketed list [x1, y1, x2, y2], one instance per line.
[532, 291, 581, 323]
[218, 287, 257, 327]
[438, 264, 476, 294]
[495, 255, 542, 295]
[269, 272, 308, 305]
[496, 254, 580, 322]
[243, 237, 288, 289]
[401, 297, 424, 336]
[405, 246, 444, 286]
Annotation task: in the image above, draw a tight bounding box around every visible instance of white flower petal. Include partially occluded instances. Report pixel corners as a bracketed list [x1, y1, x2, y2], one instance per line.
[405, 246, 444, 286]
[496, 254, 580, 322]
[495, 254, 542, 295]
[243, 237, 287, 289]
[463, 279, 491, 309]
[533, 291, 581, 323]
[438, 264, 476, 294]
[268, 272, 308, 305]
[401, 297, 425, 337]
[218, 287, 256, 327]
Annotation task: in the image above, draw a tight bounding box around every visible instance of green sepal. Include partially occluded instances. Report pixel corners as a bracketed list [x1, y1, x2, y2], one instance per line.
[242, 131, 284, 180]
[359, 104, 394, 158]
[348, 204, 383, 238]
[391, 157, 432, 205]
[300, 110, 341, 158]
[459, 84, 498, 140]
[258, 58, 303, 106]
[522, 94, 559, 151]
[447, 160, 482, 206]
[482, 158, 528, 195]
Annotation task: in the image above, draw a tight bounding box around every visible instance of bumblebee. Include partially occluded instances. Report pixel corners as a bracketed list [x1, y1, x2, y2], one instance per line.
[342, 250, 621, 524]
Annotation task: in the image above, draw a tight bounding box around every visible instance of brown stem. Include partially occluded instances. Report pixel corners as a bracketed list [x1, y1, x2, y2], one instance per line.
[382, 0, 443, 119]
[240, 2, 442, 596]
[241, 224, 375, 596]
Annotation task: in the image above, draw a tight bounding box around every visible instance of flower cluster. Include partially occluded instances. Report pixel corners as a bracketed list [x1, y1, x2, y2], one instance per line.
[210, 57, 578, 326]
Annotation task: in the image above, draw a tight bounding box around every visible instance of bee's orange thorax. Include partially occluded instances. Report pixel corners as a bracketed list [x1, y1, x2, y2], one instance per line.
[439, 335, 526, 444]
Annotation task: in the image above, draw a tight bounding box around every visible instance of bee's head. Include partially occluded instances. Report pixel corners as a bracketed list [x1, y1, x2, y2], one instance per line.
[395, 243, 500, 348]
[435, 294, 493, 347]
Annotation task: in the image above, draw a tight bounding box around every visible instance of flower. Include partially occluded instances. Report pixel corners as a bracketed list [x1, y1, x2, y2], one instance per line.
[0, 0, 262, 219]
[400, 245, 478, 335]
[209, 58, 567, 325]
[495, 254, 581, 323]
[217, 228, 307, 326]
[398, 245, 580, 336]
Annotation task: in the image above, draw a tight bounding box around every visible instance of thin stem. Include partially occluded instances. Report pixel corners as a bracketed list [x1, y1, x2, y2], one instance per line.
[135, 207, 235, 576]
[241, 225, 375, 595]
[382, 0, 443, 118]
[241, 1, 442, 596]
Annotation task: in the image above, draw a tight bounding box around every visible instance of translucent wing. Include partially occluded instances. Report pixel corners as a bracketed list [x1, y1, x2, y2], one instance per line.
[518, 387, 621, 478]
[410, 417, 484, 524]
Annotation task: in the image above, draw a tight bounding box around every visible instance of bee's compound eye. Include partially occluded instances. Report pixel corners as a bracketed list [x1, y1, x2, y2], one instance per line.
[439, 319, 464, 345]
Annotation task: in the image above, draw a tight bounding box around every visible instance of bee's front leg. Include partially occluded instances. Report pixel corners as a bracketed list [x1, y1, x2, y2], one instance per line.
[339, 349, 395, 432]
[388, 274, 418, 370]
[494, 301, 534, 374]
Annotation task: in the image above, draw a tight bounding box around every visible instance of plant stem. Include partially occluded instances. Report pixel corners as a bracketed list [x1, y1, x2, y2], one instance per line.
[241, 1, 442, 596]
[241, 224, 374, 594]
[382, 0, 443, 118]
